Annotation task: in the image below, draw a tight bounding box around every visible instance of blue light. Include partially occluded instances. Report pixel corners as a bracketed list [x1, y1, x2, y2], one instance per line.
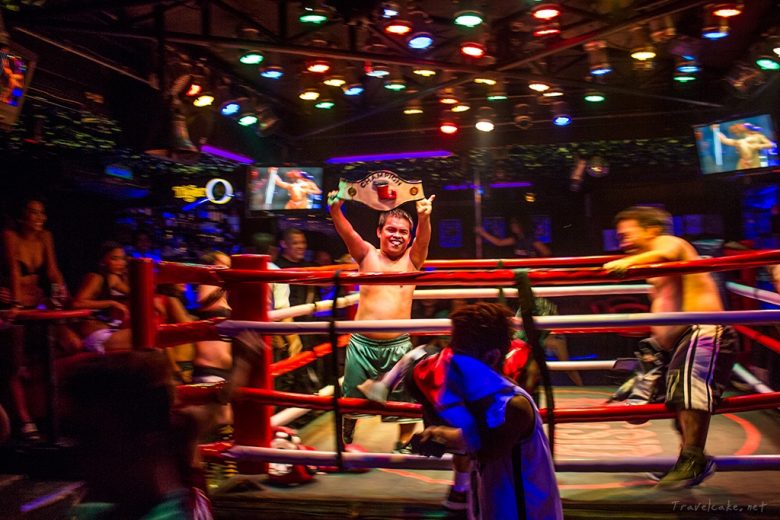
[260, 69, 284, 79]
[326, 149, 454, 164]
[408, 34, 434, 50]
[221, 103, 240, 116]
[553, 115, 572, 126]
[677, 64, 700, 73]
[343, 85, 364, 96]
[703, 30, 728, 40]
[591, 67, 612, 75]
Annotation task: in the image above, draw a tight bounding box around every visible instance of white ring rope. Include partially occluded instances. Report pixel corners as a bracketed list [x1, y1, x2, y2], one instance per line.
[267, 285, 651, 322]
[732, 363, 775, 395]
[218, 310, 780, 336]
[225, 446, 780, 472]
[726, 281, 780, 307]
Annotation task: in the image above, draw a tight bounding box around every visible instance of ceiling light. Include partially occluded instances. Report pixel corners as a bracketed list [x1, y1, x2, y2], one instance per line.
[712, 2, 743, 17]
[532, 3, 561, 21]
[486, 81, 507, 101]
[323, 74, 346, 87]
[342, 83, 364, 96]
[220, 99, 243, 117]
[412, 67, 437, 77]
[381, 2, 400, 18]
[408, 33, 434, 49]
[473, 74, 497, 86]
[453, 10, 484, 28]
[542, 87, 564, 97]
[438, 87, 460, 104]
[385, 19, 413, 35]
[702, 11, 729, 39]
[676, 57, 701, 73]
[299, 87, 321, 101]
[551, 101, 571, 126]
[238, 113, 259, 126]
[403, 99, 423, 115]
[475, 106, 495, 132]
[260, 65, 284, 79]
[193, 94, 215, 107]
[460, 41, 486, 58]
[239, 51, 264, 65]
[631, 45, 656, 61]
[513, 103, 532, 129]
[385, 79, 407, 91]
[365, 63, 391, 78]
[440, 119, 459, 135]
[533, 23, 560, 37]
[314, 99, 335, 109]
[629, 26, 656, 64]
[583, 90, 605, 102]
[528, 81, 550, 92]
[299, 1, 329, 24]
[673, 72, 697, 82]
[755, 56, 780, 71]
[584, 40, 611, 76]
[306, 60, 331, 73]
[451, 101, 471, 113]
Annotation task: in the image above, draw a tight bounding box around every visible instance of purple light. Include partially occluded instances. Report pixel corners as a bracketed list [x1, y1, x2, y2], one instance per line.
[489, 181, 533, 188]
[443, 183, 476, 191]
[326, 150, 453, 164]
[201, 144, 254, 164]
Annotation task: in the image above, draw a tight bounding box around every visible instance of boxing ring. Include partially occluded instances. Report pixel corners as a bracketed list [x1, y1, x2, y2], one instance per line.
[128, 251, 780, 514]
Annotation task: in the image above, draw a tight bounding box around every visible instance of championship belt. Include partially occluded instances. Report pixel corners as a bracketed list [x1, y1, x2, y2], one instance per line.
[334, 170, 425, 211]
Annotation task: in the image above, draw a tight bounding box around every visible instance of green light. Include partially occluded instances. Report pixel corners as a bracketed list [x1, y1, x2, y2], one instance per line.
[454, 11, 483, 28]
[239, 52, 264, 65]
[673, 74, 697, 83]
[314, 100, 335, 109]
[384, 82, 407, 91]
[487, 94, 508, 101]
[584, 93, 605, 102]
[238, 115, 258, 126]
[299, 12, 328, 24]
[755, 57, 780, 71]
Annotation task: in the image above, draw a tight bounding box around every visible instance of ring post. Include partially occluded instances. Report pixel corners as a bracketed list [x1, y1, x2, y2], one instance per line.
[129, 258, 158, 350]
[230, 254, 271, 474]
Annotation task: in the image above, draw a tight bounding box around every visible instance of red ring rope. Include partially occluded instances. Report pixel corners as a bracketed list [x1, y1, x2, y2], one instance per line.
[220, 387, 780, 424]
[215, 250, 780, 286]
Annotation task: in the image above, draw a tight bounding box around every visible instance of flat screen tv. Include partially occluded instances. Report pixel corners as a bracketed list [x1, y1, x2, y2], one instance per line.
[693, 113, 779, 175]
[0, 42, 37, 131]
[246, 165, 324, 215]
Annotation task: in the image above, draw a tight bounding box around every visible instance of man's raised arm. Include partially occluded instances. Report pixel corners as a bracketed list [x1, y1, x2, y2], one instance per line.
[328, 192, 371, 263]
[410, 195, 435, 269]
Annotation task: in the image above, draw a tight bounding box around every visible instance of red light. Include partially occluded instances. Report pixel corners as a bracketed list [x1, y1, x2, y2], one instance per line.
[712, 2, 743, 17]
[440, 121, 458, 134]
[384, 20, 412, 35]
[186, 84, 203, 96]
[460, 42, 486, 58]
[532, 4, 561, 21]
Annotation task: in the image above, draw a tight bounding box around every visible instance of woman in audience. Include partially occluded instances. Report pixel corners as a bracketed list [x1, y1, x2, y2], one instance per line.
[1, 196, 72, 441]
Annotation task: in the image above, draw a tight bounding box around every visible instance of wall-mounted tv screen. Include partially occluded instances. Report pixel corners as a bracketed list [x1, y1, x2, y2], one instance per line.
[693, 114, 779, 175]
[246, 166, 324, 214]
[0, 42, 37, 131]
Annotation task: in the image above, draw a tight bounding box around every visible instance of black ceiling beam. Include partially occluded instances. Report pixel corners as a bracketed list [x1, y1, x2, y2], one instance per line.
[209, 0, 281, 42]
[13, 0, 167, 19]
[295, 0, 712, 140]
[12, 20, 489, 74]
[495, 0, 708, 73]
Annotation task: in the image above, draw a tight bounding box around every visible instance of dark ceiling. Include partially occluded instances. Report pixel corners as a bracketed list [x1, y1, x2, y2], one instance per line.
[4, 0, 780, 159]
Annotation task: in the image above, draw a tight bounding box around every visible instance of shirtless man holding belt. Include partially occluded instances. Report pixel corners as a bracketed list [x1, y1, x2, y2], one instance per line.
[328, 190, 435, 450]
[604, 206, 737, 489]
